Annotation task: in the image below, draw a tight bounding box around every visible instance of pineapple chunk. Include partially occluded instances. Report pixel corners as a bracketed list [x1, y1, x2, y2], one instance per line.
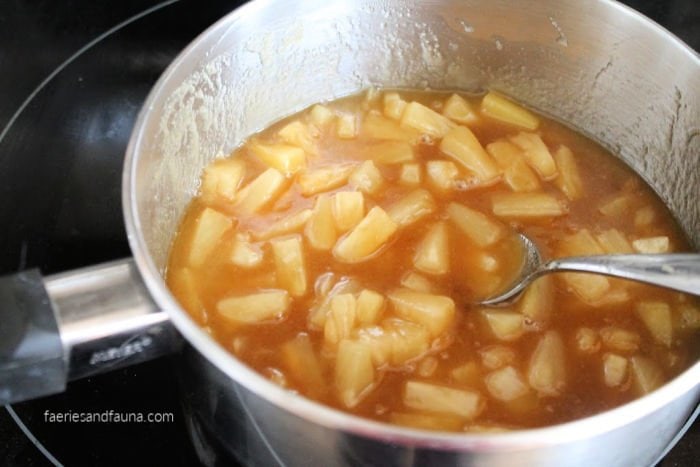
[200, 158, 246, 204]
[485, 366, 530, 401]
[675, 304, 700, 331]
[552, 145, 584, 200]
[355, 326, 393, 367]
[442, 94, 478, 125]
[558, 230, 610, 302]
[309, 104, 335, 127]
[368, 141, 414, 164]
[170, 267, 205, 323]
[509, 132, 557, 180]
[479, 345, 516, 370]
[630, 356, 665, 395]
[400, 101, 455, 138]
[596, 229, 634, 254]
[599, 194, 634, 218]
[336, 114, 357, 139]
[417, 356, 439, 378]
[451, 361, 481, 386]
[602, 353, 628, 387]
[447, 202, 504, 247]
[349, 160, 384, 195]
[390, 412, 464, 431]
[399, 163, 422, 187]
[356, 289, 385, 325]
[413, 222, 450, 275]
[235, 168, 289, 214]
[383, 92, 407, 120]
[575, 327, 600, 354]
[298, 165, 354, 196]
[362, 111, 420, 143]
[332, 191, 365, 232]
[335, 339, 375, 408]
[388, 288, 455, 337]
[403, 381, 484, 419]
[230, 234, 264, 268]
[308, 275, 361, 329]
[480, 91, 540, 130]
[400, 271, 437, 293]
[426, 160, 460, 191]
[528, 331, 566, 396]
[386, 318, 431, 365]
[386, 189, 436, 228]
[282, 333, 325, 395]
[519, 276, 554, 329]
[333, 206, 398, 263]
[480, 309, 524, 341]
[634, 206, 656, 228]
[252, 208, 312, 241]
[278, 120, 318, 155]
[439, 126, 500, 183]
[636, 301, 673, 346]
[248, 141, 306, 176]
[188, 207, 232, 267]
[486, 140, 541, 192]
[324, 293, 357, 346]
[600, 326, 640, 352]
[270, 235, 307, 297]
[632, 236, 670, 254]
[305, 194, 337, 250]
[492, 192, 567, 218]
[217, 290, 290, 323]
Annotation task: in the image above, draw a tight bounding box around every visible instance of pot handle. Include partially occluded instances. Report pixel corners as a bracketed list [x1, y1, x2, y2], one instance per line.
[0, 259, 179, 405]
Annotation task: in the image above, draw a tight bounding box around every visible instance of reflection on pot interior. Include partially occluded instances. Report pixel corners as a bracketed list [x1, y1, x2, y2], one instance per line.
[166, 89, 700, 431]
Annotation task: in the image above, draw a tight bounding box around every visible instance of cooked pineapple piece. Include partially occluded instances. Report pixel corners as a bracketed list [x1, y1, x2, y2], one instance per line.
[386, 189, 436, 228]
[308, 275, 361, 329]
[439, 126, 500, 183]
[399, 163, 422, 187]
[217, 290, 290, 323]
[386, 318, 431, 365]
[235, 168, 289, 214]
[309, 104, 335, 127]
[388, 288, 455, 337]
[425, 160, 460, 191]
[335, 339, 375, 408]
[362, 111, 421, 143]
[519, 276, 553, 329]
[630, 356, 665, 395]
[636, 301, 673, 346]
[305, 194, 337, 251]
[356, 289, 385, 325]
[600, 326, 640, 352]
[479, 345, 516, 370]
[480, 91, 540, 130]
[528, 331, 566, 396]
[333, 206, 398, 263]
[675, 304, 700, 331]
[349, 160, 384, 195]
[603, 353, 628, 387]
[270, 235, 307, 297]
[403, 381, 484, 419]
[447, 202, 504, 247]
[248, 140, 306, 176]
[588, 287, 631, 308]
[476, 253, 499, 272]
[599, 194, 634, 217]
[298, 165, 354, 196]
[355, 326, 393, 367]
[336, 114, 357, 139]
[558, 230, 610, 302]
[509, 132, 557, 180]
[368, 141, 415, 164]
[332, 191, 365, 232]
[188, 207, 232, 267]
[486, 140, 541, 192]
[282, 333, 325, 395]
[480, 309, 524, 341]
[596, 229, 634, 254]
[413, 222, 450, 276]
[390, 412, 464, 431]
[200, 158, 246, 204]
[400, 271, 437, 293]
[170, 267, 205, 323]
[417, 356, 439, 378]
[632, 236, 670, 253]
[442, 94, 478, 125]
[634, 206, 656, 228]
[451, 361, 481, 386]
[492, 192, 567, 218]
[575, 327, 600, 354]
[552, 145, 583, 200]
[324, 293, 357, 346]
[383, 92, 407, 120]
[253, 208, 312, 241]
[277, 120, 318, 155]
[230, 234, 264, 268]
[400, 101, 456, 138]
[485, 366, 530, 402]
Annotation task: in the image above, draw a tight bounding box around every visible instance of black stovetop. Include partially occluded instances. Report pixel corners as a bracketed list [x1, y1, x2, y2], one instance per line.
[0, 1, 698, 465]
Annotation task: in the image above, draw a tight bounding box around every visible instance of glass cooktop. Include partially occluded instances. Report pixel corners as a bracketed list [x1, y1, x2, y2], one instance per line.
[0, 0, 697, 465]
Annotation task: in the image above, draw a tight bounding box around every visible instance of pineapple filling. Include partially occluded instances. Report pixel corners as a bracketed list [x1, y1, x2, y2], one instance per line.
[166, 90, 699, 431]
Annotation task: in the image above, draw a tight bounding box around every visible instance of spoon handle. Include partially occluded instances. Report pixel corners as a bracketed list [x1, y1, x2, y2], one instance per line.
[545, 254, 700, 296]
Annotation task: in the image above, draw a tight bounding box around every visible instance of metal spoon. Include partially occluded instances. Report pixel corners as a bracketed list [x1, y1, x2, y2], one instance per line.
[480, 233, 700, 306]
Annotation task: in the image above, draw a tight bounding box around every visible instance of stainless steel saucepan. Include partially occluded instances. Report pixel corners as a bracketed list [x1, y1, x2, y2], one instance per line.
[1, 1, 698, 465]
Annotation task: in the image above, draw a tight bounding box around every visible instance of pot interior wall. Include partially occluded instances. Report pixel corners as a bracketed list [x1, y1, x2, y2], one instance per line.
[132, 0, 699, 271]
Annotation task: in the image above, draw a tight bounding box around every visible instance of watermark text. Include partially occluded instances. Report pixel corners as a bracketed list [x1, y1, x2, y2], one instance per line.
[43, 410, 174, 424]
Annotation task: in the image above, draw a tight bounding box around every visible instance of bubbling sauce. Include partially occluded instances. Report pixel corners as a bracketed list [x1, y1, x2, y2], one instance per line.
[166, 90, 699, 431]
